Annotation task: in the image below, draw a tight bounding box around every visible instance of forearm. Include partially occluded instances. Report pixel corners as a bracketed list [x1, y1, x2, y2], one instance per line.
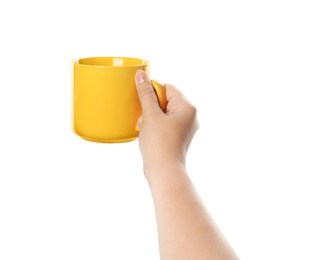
[147, 164, 239, 260]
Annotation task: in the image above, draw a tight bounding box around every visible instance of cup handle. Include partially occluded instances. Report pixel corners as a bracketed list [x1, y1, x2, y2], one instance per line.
[151, 79, 167, 112]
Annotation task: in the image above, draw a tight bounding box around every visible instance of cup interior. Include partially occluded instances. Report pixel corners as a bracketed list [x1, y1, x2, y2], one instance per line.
[74, 57, 148, 67]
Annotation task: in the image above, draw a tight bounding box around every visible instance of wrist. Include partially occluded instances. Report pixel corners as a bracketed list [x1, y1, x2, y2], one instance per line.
[143, 157, 187, 185]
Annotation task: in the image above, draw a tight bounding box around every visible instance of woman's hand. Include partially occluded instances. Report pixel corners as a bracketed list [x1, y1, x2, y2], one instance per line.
[135, 70, 199, 180]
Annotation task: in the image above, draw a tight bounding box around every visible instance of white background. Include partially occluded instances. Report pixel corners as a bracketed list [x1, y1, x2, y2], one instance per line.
[0, 0, 310, 259]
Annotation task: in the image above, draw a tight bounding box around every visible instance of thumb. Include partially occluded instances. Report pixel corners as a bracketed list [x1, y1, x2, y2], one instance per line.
[135, 70, 161, 115]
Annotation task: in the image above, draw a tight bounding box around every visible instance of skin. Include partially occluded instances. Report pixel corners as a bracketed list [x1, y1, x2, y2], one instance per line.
[135, 70, 239, 260]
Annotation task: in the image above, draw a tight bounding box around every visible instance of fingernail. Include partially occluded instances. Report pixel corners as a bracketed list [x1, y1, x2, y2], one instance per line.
[136, 70, 147, 84]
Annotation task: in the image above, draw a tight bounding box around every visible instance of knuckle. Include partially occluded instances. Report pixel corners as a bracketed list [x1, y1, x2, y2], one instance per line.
[188, 104, 197, 116]
[138, 83, 155, 98]
[188, 104, 199, 131]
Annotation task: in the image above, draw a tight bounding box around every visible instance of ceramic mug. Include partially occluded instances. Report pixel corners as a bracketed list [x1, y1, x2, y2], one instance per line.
[71, 57, 167, 143]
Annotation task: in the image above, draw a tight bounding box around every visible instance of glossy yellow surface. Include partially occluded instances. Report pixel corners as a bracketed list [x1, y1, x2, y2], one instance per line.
[71, 57, 167, 143]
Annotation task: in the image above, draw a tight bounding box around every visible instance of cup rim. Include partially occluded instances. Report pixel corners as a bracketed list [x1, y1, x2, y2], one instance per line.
[71, 56, 149, 68]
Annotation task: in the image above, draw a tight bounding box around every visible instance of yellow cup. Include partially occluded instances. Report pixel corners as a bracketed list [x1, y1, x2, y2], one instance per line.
[71, 57, 167, 143]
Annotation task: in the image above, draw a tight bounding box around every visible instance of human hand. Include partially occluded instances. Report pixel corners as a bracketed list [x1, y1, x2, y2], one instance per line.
[135, 70, 199, 180]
